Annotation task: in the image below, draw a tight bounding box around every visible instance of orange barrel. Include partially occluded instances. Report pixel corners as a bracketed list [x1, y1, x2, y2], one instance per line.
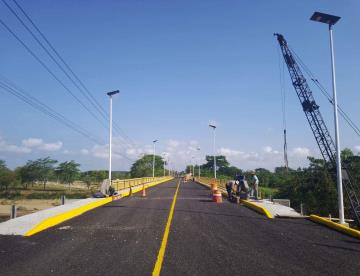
[211, 182, 218, 192]
[213, 190, 222, 203]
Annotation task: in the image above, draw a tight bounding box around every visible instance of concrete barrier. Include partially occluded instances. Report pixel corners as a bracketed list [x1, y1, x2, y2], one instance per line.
[309, 214, 360, 239]
[194, 178, 274, 219]
[0, 177, 173, 237]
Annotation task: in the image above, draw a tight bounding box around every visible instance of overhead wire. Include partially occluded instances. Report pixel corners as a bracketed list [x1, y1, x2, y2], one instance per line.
[0, 76, 136, 162]
[277, 45, 289, 170]
[0, 77, 104, 144]
[0, 17, 108, 131]
[0, 0, 149, 161]
[7, 0, 138, 146]
[288, 45, 360, 138]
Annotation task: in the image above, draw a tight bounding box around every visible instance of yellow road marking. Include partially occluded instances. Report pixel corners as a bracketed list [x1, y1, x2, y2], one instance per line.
[152, 179, 180, 276]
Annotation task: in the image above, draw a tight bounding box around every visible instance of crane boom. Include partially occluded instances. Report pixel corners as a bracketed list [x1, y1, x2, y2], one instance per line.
[274, 33, 360, 226]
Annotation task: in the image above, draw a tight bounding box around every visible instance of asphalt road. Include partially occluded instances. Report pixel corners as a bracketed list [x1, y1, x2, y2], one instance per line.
[0, 179, 359, 276]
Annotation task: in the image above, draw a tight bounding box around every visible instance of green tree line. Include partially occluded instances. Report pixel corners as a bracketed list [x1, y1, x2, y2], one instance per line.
[0, 157, 131, 191]
[185, 149, 360, 217]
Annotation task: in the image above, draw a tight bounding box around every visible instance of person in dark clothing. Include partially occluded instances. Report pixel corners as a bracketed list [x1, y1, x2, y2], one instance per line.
[236, 174, 249, 199]
[225, 180, 234, 200]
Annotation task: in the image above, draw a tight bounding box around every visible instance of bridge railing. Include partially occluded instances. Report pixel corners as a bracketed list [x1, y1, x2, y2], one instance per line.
[112, 176, 172, 191]
[195, 177, 229, 190]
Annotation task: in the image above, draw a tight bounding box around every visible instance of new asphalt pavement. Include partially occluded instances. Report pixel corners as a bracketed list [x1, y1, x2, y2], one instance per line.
[0, 179, 359, 275]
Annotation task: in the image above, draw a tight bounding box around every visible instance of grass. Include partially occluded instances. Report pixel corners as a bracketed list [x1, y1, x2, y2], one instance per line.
[0, 181, 97, 200]
[259, 187, 279, 199]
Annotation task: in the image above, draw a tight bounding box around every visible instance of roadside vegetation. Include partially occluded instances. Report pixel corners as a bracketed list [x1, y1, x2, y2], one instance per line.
[185, 148, 360, 218]
[0, 157, 130, 200]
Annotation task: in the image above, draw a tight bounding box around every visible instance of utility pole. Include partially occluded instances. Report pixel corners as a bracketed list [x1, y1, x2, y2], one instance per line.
[152, 140, 158, 178]
[163, 153, 167, 177]
[107, 90, 119, 183]
[197, 147, 201, 178]
[209, 124, 217, 179]
[310, 12, 345, 224]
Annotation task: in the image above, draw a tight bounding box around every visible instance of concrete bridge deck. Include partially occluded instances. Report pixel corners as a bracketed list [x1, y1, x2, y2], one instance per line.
[0, 179, 359, 275]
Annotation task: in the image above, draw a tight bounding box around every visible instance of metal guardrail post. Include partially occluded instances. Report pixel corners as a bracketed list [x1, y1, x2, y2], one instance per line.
[10, 204, 16, 219]
[61, 195, 66, 205]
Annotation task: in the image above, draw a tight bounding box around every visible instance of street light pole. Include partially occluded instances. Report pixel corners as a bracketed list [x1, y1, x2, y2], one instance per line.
[107, 90, 119, 184]
[310, 12, 344, 224]
[209, 124, 217, 179]
[152, 140, 158, 178]
[163, 153, 166, 177]
[197, 147, 201, 178]
[192, 156, 194, 177]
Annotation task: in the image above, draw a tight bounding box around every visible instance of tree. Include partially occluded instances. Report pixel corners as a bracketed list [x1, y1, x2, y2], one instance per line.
[82, 173, 93, 190]
[55, 161, 80, 189]
[253, 168, 272, 187]
[19, 157, 57, 190]
[277, 157, 337, 216]
[218, 166, 242, 178]
[202, 155, 229, 171]
[0, 160, 15, 190]
[130, 154, 164, 178]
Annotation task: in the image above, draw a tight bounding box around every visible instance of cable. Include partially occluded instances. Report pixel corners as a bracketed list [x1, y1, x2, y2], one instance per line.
[0, 77, 136, 162]
[0, 18, 109, 132]
[277, 45, 289, 170]
[289, 45, 360, 138]
[2, 0, 108, 121]
[1, 1, 143, 156]
[0, 78, 103, 144]
[8, 0, 138, 146]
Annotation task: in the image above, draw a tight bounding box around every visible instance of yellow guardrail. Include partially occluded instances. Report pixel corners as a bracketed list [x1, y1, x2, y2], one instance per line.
[195, 177, 274, 219]
[112, 176, 171, 191]
[25, 176, 174, 237]
[309, 215, 360, 239]
[194, 177, 228, 188]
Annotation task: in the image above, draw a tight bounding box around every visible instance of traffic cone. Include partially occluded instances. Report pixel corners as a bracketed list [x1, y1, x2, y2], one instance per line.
[142, 184, 146, 197]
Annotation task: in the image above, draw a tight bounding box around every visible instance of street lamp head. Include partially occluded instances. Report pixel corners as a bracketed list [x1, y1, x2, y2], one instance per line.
[209, 124, 216, 129]
[153, 139, 158, 143]
[310, 12, 340, 25]
[107, 90, 120, 96]
[197, 147, 200, 151]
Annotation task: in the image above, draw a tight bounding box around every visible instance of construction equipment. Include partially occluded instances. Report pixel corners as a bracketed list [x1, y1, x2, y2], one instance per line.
[274, 33, 360, 226]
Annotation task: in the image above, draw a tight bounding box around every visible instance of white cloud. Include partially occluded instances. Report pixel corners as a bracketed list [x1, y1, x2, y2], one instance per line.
[218, 147, 243, 157]
[80, 149, 89, 155]
[22, 138, 43, 148]
[291, 147, 310, 157]
[263, 146, 272, 153]
[354, 145, 360, 153]
[0, 137, 31, 153]
[39, 141, 63, 151]
[22, 138, 63, 152]
[0, 137, 63, 155]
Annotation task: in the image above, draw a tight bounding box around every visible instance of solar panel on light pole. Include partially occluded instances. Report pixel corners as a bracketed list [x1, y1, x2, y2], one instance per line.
[310, 12, 345, 225]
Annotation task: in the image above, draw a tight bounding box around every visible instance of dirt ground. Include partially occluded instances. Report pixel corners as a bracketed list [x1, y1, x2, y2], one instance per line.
[0, 199, 68, 223]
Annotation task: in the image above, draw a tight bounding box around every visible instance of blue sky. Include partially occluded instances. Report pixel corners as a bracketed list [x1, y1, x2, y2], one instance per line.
[0, 0, 359, 172]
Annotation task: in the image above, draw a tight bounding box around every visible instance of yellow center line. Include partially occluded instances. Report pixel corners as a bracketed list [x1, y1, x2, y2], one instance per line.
[152, 179, 181, 276]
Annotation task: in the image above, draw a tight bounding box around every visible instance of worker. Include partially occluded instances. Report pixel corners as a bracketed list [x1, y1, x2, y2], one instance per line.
[235, 174, 243, 196]
[251, 171, 259, 200]
[225, 180, 234, 200]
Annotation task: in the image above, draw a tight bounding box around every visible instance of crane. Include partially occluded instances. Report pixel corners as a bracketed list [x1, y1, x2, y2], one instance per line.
[274, 33, 360, 227]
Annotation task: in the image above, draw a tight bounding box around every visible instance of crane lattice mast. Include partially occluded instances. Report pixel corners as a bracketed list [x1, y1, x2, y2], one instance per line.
[274, 33, 360, 226]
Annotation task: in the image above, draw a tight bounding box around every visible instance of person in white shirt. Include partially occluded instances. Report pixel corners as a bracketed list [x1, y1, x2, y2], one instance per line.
[251, 171, 259, 200]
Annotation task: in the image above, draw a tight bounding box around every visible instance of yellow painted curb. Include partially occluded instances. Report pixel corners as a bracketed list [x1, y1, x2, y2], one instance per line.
[195, 180, 273, 219]
[309, 214, 360, 239]
[25, 197, 113, 236]
[240, 200, 274, 219]
[25, 177, 174, 236]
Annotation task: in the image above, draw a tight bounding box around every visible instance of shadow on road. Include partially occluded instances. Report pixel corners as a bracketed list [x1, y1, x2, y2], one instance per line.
[174, 208, 267, 221]
[314, 242, 360, 253]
